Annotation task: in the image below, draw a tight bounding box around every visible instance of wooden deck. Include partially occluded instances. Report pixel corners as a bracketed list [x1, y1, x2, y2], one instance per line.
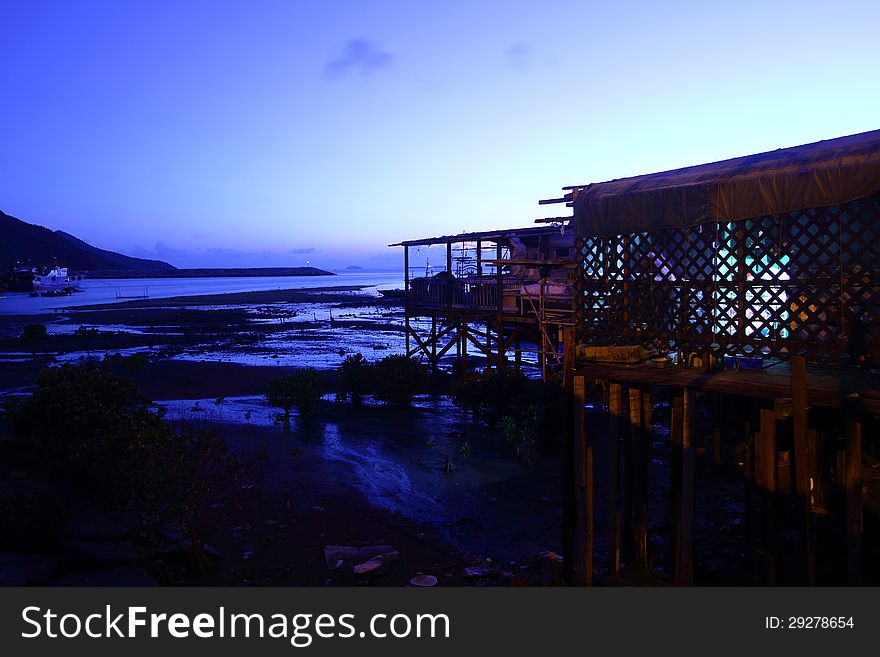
[574, 361, 880, 413]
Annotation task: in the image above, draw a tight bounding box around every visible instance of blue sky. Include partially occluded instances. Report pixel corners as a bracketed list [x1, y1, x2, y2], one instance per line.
[1, 0, 878, 269]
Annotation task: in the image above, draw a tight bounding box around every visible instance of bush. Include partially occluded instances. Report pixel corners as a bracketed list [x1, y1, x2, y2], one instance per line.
[10, 364, 238, 566]
[126, 412, 238, 565]
[20, 323, 48, 356]
[266, 369, 325, 430]
[336, 353, 372, 404]
[372, 355, 424, 406]
[452, 368, 566, 463]
[451, 368, 533, 425]
[102, 352, 150, 370]
[11, 365, 143, 483]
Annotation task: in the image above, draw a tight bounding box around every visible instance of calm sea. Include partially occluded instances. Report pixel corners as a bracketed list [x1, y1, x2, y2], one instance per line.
[0, 271, 404, 315]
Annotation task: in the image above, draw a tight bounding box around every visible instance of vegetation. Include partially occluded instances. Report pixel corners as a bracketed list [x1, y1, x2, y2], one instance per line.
[266, 369, 325, 430]
[372, 355, 425, 406]
[11, 365, 144, 482]
[451, 368, 566, 463]
[19, 323, 48, 357]
[336, 353, 372, 405]
[8, 364, 238, 566]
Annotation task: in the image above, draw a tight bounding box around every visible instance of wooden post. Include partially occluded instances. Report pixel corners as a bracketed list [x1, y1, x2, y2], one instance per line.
[845, 411, 863, 586]
[563, 325, 575, 392]
[678, 387, 696, 586]
[621, 383, 634, 558]
[404, 246, 410, 358]
[572, 375, 592, 585]
[446, 242, 453, 310]
[629, 386, 649, 572]
[430, 315, 437, 371]
[791, 355, 814, 585]
[460, 320, 468, 374]
[497, 316, 506, 370]
[608, 382, 623, 578]
[756, 408, 777, 585]
[496, 242, 503, 313]
[743, 411, 753, 546]
[670, 391, 683, 582]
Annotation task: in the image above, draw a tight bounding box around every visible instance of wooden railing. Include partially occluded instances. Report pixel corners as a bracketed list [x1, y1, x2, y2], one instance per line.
[408, 277, 499, 311]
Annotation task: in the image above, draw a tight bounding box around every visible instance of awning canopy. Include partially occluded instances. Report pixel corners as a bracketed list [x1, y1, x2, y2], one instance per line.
[573, 129, 880, 237]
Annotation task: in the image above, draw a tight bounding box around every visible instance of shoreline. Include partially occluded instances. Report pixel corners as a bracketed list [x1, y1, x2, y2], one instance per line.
[82, 266, 335, 279]
[65, 284, 377, 311]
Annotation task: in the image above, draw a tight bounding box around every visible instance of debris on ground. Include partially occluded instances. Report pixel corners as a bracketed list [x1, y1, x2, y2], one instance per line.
[323, 545, 399, 570]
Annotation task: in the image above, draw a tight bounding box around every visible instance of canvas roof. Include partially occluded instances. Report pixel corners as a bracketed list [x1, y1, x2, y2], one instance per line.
[573, 129, 880, 236]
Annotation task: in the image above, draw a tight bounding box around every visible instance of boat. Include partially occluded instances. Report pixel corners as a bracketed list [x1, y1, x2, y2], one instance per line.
[29, 263, 84, 296]
[378, 288, 406, 299]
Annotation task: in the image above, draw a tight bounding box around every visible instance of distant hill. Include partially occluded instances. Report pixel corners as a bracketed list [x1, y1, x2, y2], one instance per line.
[344, 265, 364, 270]
[0, 210, 176, 272]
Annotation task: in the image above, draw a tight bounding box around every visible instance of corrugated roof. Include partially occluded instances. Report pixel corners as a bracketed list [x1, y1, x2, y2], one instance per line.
[389, 225, 564, 247]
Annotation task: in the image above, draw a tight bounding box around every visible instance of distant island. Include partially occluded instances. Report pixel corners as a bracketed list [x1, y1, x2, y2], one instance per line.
[344, 265, 364, 270]
[87, 267, 334, 279]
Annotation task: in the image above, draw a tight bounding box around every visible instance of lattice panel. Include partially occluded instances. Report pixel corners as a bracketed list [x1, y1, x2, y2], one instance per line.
[576, 195, 880, 365]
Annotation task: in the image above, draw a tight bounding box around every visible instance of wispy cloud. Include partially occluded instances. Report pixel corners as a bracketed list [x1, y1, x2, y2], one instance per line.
[154, 241, 194, 259]
[325, 39, 393, 78]
[290, 247, 318, 255]
[505, 41, 531, 70]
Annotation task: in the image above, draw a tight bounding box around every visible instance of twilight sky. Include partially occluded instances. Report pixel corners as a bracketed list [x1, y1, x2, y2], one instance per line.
[1, 0, 878, 270]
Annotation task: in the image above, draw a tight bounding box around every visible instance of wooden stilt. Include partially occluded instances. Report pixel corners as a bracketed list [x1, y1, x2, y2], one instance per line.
[678, 387, 696, 586]
[629, 386, 649, 571]
[459, 321, 468, 374]
[608, 382, 623, 578]
[845, 411, 863, 586]
[573, 375, 592, 585]
[790, 355, 814, 585]
[756, 408, 777, 585]
[563, 326, 575, 391]
[404, 246, 410, 357]
[621, 384, 634, 558]
[743, 410, 753, 546]
[670, 391, 683, 582]
[497, 316, 506, 370]
[430, 316, 437, 371]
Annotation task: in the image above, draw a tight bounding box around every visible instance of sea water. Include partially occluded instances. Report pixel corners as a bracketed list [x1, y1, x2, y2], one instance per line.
[0, 271, 404, 315]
